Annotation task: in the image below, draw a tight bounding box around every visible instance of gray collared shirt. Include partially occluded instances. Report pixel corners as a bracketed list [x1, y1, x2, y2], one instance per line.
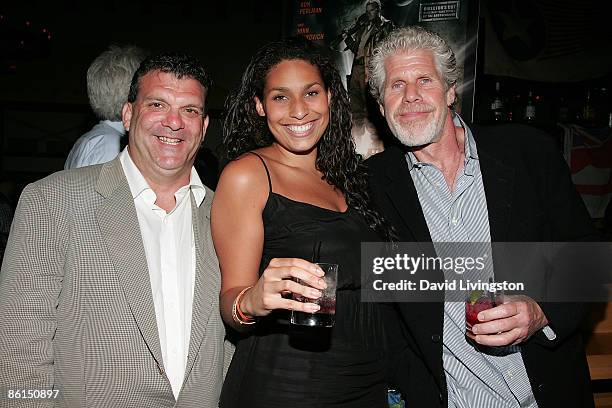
[406, 113, 538, 408]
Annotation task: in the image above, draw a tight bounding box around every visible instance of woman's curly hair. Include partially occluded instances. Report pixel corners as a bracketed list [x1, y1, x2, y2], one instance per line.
[224, 37, 393, 241]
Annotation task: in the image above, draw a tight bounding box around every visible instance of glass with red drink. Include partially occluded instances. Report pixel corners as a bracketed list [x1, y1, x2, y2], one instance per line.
[291, 263, 338, 327]
[465, 288, 504, 332]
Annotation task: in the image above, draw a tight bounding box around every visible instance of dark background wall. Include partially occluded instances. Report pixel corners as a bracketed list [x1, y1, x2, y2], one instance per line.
[0, 0, 285, 201]
[2, 1, 285, 106]
[1, 0, 611, 205]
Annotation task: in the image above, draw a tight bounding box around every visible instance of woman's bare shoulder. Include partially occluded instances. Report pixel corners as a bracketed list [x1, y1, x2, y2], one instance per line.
[215, 151, 271, 203]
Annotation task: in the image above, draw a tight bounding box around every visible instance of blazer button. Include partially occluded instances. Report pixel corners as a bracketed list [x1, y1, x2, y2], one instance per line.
[431, 334, 441, 343]
[537, 383, 545, 392]
[157, 363, 165, 375]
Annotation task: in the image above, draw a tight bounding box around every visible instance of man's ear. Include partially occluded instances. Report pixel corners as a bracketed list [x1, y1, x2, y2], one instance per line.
[122, 102, 133, 132]
[254, 96, 265, 117]
[202, 114, 210, 135]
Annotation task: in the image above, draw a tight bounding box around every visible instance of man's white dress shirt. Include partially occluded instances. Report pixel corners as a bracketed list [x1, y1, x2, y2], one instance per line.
[119, 148, 205, 399]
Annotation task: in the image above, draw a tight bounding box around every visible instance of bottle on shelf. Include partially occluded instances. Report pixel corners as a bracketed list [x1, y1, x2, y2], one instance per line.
[508, 92, 523, 123]
[595, 87, 609, 127]
[582, 89, 595, 125]
[490, 81, 506, 122]
[524, 90, 536, 123]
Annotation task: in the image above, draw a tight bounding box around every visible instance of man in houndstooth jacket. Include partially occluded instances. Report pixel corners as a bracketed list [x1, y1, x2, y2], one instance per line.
[0, 52, 232, 407]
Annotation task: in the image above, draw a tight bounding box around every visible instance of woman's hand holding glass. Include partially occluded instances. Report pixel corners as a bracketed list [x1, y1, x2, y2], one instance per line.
[239, 258, 327, 317]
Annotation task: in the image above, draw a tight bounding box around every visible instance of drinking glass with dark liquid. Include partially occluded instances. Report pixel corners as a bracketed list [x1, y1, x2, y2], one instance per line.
[291, 263, 338, 327]
[465, 288, 504, 333]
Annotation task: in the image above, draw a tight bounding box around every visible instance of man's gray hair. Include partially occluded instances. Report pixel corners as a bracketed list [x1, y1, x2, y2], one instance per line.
[87, 45, 146, 121]
[368, 26, 459, 102]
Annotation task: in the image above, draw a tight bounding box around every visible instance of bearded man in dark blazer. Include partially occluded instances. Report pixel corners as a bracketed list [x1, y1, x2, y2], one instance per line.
[366, 26, 596, 408]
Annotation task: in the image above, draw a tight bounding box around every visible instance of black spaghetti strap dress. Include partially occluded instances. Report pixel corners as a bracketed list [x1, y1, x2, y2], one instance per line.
[219, 153, 388, 408]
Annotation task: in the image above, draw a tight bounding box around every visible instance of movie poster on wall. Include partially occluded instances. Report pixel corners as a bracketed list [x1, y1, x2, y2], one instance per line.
[284, 0, 479, 158]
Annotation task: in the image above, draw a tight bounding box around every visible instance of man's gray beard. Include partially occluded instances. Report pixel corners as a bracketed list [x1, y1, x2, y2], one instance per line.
[388, 108, 447, 148]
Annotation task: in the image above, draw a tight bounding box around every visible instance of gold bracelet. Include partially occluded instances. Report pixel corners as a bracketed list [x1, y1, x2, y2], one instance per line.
[232, 286, 256, 325]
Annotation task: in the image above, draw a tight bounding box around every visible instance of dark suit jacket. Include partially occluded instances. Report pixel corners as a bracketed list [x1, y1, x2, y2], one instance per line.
[368, 123, 596, 407]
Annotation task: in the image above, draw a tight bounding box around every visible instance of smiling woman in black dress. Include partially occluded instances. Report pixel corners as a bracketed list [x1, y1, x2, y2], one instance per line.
[211, 37, 393, 408]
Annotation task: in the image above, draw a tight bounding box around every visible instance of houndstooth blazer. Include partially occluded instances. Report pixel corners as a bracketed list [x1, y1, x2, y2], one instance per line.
[0, 157, 233, 407]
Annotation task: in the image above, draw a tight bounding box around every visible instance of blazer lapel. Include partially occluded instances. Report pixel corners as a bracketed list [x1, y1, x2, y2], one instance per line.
[383, 151, 433, 242]
[478, 148, 516, 242]
[183, 190, 217, 379]
[95, 159, 164, 370]
[377, 149, 446, 386]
